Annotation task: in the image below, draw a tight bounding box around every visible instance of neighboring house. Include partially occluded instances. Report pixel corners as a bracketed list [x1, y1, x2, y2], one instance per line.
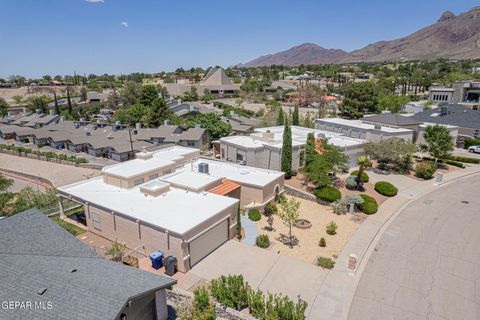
[218, 125, 367, 170]
[411, 105, 480, 146]
[86, 91, 109, 103]
[58, 146, 284, 272]
[7, 109, 59, 128]
[361, 112, 458, 144]
[162, 68, 240, 97]
[429, 81, 480, 109]
[0, 209, 176, 320]
[315, 117, 414, 142]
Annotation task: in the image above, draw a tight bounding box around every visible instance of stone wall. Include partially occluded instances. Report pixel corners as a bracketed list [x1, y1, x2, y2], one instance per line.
[284, 184, 332, 206]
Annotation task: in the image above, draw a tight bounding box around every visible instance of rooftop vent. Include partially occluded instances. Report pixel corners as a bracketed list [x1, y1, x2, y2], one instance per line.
[35, 109, 41, 115]
[136, 146, 153, 160]
[86, 131, 91, 136]
[135, 123, 142, 130]
[198, 162, 209, 174]
[49, 110, 55, 116]
[374, 124, 382, 130]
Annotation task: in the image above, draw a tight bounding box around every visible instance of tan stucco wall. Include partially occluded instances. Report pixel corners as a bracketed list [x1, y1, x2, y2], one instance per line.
[103, 163, 176, 188]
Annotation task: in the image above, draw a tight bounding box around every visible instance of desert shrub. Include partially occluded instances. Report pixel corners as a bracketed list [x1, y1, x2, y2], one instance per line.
[246, 289, 265, 319]
[415, 161, 437, 180]
[210, 275, 250, 311]
[319, 237, 326, 247]
[326, 221, 338, 235]
[316, 256, 335, 269]
[331, 200, 347, 215]
[358, 194, 378, 214]
[350, 170, 369, 182]
[248, 209, 261, 221]
[345, 175, 357, 189]
[256, 234, 270, 248]
[264, 293, 308, 320]
[314, 186, 341, 203]
[264, 202, 278, 215]
[374, 181, 398, 197]
[179, 287, 216, 320]
[344, 194, 364, 205]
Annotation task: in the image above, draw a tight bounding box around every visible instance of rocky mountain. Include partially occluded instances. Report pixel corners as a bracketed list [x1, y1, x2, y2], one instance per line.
[243, 7, 480, 66]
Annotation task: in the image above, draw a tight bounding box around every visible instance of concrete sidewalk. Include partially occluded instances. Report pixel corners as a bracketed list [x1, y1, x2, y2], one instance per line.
[309, 164, 480, 319]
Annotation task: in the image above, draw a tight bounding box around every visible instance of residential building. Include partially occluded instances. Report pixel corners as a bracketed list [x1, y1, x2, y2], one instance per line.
[86, 91, 108, 103]
[162, 68, 240, 97]
[57, 146, 284, 272]
[0, 209, 175, 320]
[315, 117, 414, 142]
[429, 81, 480, 108]
[361, 112, 459, 144]
[1, 109, 59, 128]
[218, 125, 367, 170]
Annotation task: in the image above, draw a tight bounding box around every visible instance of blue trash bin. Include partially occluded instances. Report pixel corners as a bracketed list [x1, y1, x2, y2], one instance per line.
[149, 251, 164, 270]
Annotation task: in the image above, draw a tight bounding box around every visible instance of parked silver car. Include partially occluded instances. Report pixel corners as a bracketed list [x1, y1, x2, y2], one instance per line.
[468, 145, 480, 153]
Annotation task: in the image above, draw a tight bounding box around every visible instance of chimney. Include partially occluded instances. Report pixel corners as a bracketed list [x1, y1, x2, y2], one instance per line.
[23, 107, 27, 114]
[49, 110, 55, 116]
[115, 121, 121, 125]
[135, 123, 142, 130]
[35, 109, 41, 115]
[164, 119, 170, 125]
[7, 111, 12, 117]
[59, 116, 65, 122]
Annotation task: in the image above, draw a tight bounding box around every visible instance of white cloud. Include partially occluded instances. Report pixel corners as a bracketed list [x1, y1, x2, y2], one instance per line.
[120, 21, 128, 28]
[85, 0, 104, 3]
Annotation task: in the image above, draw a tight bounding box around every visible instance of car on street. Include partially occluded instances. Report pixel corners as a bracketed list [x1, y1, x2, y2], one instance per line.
[468, 145, 480, 153]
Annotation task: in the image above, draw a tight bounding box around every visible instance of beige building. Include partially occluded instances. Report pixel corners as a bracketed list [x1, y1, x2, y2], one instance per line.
[58, 146, 284, 272]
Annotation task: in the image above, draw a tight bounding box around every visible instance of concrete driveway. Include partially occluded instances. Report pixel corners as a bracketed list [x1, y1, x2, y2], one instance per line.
[187, 240, 329, 316]
[349, 175, 480, 320]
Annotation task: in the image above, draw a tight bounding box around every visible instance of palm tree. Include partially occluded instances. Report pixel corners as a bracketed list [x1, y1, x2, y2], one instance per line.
[356, 155, 371, 190]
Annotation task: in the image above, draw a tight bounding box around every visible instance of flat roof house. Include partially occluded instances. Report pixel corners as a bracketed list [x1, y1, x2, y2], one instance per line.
[0, 209, 176, 320]
[219, 125, 368, 170]
[57, 146, 284, 272]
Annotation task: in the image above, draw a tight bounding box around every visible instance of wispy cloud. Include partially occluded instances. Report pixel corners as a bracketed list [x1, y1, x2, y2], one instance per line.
[120, 21, 129, 28]
[85, 0, 104, 3]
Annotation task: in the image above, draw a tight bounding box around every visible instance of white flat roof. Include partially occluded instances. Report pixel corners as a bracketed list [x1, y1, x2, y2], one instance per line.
[102, 158, 175, 178]
[160, 171, 221, 191]
[152, 145, 199, 162]
[185, 158, 284, 187]
[58, 177, 237, 235]
[317, 118, 413, 133]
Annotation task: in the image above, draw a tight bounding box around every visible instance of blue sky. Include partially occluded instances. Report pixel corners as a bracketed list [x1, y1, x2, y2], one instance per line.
[0, 0, 478, 78]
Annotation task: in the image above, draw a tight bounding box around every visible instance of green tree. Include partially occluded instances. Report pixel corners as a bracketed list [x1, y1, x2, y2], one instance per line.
[377, 94, 410, 113]
[140, 84, 158, 106]
[201, 88, 214, 102]
[305, 132, 316, 166]
[113, 103, 150, 126]
[80, 87, 88, 102]
[278, 197, 300, 248]
[11, 95, 23, 105]
[281, 118, 293, 179]
[276, 107, 284, 125]
[0, 97, 9, 116]
[292, 105, 299, 126]
[145, 98, 172, 127]
[356, 156, 371, 190]
[66, 86, 73, 113]
[423, 124, 454, 162]
[364, 138, 416, 170]
[339, 81, 384, 118]
[105, 242, 126, 262]
[0, 173, 13, 192]
[28, 96, 48, 113]
[53, 91, 60, 115]
[120, 81, 141, 107]
[190, 113, 231, 140]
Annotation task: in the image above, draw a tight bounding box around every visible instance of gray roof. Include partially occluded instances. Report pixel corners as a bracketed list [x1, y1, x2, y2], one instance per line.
[0, 209, 176, 320]
[362, 113, 422, 126]
[411, 105, 480, 129]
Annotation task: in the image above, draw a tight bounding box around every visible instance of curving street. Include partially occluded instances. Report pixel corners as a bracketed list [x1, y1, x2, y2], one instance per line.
[349, 175, 480, 320]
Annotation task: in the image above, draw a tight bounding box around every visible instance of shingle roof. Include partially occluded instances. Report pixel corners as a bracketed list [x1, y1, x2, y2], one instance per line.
[411, 105, 480, 129]
[362, 113, 422, 126]
[0, 209, 176, 320]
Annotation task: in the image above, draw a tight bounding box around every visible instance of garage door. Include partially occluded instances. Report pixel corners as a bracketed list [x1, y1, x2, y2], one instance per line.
[189, 219, 229, 267]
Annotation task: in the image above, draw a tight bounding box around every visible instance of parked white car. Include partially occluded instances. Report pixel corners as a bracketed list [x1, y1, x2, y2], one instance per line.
[468, 145, 480, 153]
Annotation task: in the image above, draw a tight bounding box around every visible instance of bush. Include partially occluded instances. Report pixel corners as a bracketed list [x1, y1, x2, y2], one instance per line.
[445, 155, 480, 164]
[210, 275, 250, 311]
[345, 175, 357, 189]
[264, 202, 278, 215]
[464, 137, 480, 149]
[331, 200, 347, 215]
[344, 194, 364, 205]
[350, 170, 369, 182]
[415, 161, 437, 180]
[374, 181, 398, 197]
[443, 159, 464, 168]
[316, 256, 335, 269]
[319, 237, 326, 247]
[179, 287, 216, 320]
[358, 194, 378, 214]
[256, 234, 270, 248]
[326, 221, 338, 235]
[248, 209, 261, 221]
[314, 186, 341, 203]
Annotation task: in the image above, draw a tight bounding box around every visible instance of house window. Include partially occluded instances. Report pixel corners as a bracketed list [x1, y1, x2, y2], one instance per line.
[134, 178, 144, 186]
[187, 141, 195, 147]
[474, 130, 479, 138]
[92, 213, 101, 231]
[149, 173, 158, 181]
[236, 153, 244, 161]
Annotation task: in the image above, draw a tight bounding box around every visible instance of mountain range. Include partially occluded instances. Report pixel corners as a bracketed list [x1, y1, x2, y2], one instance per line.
[242, 7, 480, 67]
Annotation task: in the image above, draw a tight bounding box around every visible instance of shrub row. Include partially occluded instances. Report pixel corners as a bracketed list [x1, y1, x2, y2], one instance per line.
[374, 181, 398, 197]
[464, 137, 480, 149]
[210, 275, 307, 320]
[350, 170, 369, 182]
[0, 144, 88, 164]
[358, 194, 378, 214]
[314, 186, 341, 203]
[444, 155, 480, 164]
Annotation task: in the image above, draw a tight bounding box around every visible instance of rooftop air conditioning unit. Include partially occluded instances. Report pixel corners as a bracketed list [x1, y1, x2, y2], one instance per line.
[198, 163, 209, 174]
[74, 123, 80, 129]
